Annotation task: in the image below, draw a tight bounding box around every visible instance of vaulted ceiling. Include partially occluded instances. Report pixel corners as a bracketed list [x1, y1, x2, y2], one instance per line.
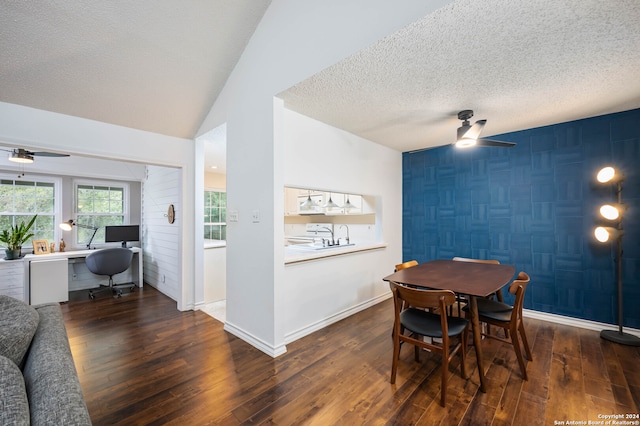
[0, 0, 271, 139]
[2, 0, 639, 163]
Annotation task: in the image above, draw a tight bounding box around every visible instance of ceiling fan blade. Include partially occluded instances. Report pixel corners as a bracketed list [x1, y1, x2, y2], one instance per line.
[31, 151, 70, 157]
[460, 119, 486, 140]
[476, 138, 516, 148]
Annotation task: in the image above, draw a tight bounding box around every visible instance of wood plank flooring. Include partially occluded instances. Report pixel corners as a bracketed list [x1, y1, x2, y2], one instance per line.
[61, 286, 640, 425]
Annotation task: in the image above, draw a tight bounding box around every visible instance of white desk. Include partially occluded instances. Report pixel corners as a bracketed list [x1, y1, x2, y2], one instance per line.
[24, 247, 142, 304]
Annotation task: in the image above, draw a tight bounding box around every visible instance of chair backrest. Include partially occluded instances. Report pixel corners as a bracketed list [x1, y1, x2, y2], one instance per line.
[395, 260, 418, 271]
[85, 248, 134, 276]
[452, 257, 500, 264]
[507, 271, 530, 321]
[389, 281, 456, 313]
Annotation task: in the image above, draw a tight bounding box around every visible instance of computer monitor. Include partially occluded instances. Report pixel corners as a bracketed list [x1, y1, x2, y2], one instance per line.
[105, 225, 140, 248]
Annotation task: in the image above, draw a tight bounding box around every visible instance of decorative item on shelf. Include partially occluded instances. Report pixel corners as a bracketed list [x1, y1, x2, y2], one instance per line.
[32, 239, 49, 255]
[50, 242, 55, 253]
[593, 166, 640, 347]
[59, 238, 66, 252]
[0, 215, 37, 260]
[59, 219, 100, 249]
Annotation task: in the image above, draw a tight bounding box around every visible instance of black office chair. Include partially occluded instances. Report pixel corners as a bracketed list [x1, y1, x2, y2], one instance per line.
[85, 248, 135, 299]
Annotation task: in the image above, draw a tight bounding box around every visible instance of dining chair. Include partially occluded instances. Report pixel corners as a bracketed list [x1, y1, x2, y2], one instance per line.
[452, 257, 502, 317]
[389, 281, 469, 407]
[464, 271, 532, 380]
[394, 260, 420, 312]
[394, 260, 418, 271]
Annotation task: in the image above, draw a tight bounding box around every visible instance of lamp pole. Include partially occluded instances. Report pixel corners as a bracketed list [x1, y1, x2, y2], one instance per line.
[75, 223, 99, 249]
[599, 180, 640, 346]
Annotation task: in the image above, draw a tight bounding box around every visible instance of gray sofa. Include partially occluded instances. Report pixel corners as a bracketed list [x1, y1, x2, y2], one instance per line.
[0, 295, 91, 425]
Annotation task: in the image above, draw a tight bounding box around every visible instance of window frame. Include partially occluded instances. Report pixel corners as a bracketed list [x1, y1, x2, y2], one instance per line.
[0, 173, 63, 252]
[72, 179, 130, 249]
[204, 187, 226, 241]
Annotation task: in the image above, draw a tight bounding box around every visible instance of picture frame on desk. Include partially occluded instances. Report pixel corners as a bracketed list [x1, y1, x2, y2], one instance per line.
[32, 239, 49, 255]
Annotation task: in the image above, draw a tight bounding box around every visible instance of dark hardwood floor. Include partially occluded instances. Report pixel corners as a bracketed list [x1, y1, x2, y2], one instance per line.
[61, 286, 640, 425]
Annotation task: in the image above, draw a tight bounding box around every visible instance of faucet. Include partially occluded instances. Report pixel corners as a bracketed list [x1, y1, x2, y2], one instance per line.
[340, 224, 350, 244]
[319, 226, 335, 245]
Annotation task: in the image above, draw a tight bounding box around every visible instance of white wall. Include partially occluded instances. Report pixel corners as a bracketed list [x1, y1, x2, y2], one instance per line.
[281, 108, 402, 341]
[205, 172, 226, 189]
[0, 101, 197, 310]
[142, 165, 182, 300]
[197, 0, 449, 355]
[203, 247, 226, 303]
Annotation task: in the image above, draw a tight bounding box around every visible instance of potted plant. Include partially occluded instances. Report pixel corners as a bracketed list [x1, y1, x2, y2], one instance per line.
[0, 215, 37, 260]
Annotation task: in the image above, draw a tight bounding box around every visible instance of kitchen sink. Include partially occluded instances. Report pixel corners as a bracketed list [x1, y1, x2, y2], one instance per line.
[290, 242, 355, 251]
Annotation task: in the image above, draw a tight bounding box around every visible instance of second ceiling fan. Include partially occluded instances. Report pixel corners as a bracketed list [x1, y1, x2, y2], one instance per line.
[454, 110, 515, 148]
[4, 148, 70, 164]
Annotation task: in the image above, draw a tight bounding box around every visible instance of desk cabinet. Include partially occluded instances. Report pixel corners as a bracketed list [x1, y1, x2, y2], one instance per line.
[0, 260, 26, 302]
[30, 258, 68, 305]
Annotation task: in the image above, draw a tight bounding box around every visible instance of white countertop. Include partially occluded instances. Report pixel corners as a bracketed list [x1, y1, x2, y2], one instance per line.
[284, 242, 387, 264]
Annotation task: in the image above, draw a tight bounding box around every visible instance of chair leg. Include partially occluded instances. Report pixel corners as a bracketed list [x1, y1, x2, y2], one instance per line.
[440, 342, 449, 407]
[460, 326, 469, 379]
[510, 323, 528, 380]
[390, 333, 401, 384]
[518, 320, 533, 361]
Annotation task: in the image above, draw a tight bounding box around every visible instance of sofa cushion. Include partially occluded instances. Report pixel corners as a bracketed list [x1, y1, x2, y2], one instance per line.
[0, 295, 39, 368]
[0, 354, 30, 426]
[23, 303, 91, 426]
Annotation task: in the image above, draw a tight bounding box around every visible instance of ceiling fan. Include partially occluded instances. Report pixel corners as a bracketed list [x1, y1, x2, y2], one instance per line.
[3, 148, 70, 164]
[454, 110, 516, 148]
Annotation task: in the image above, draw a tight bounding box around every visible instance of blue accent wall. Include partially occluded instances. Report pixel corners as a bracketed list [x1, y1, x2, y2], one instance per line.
[402, 109, 640, 328]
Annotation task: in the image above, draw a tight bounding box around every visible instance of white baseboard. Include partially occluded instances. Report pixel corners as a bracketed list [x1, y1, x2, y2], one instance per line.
[223, 321, 287, 358]
[209, 293, 392, 358]
[208, 297, 640, 359]
[523, 309, 640, 338]
[283, 292, 393, 345]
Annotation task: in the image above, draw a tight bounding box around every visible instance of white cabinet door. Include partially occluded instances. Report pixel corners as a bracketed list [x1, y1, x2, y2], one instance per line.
[0, 260, 26, 302]
[30, 259, 68, 305]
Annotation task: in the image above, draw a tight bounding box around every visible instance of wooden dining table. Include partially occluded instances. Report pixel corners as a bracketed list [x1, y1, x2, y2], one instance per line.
[383, 259, 516, 392]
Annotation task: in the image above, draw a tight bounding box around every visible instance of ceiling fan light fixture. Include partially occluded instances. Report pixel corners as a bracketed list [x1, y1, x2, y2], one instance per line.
[9, 151, 34, 163]
[455, 137, 477, 148]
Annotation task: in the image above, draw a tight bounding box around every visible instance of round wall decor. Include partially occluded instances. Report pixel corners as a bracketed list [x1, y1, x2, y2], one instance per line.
[167, 204, 175, 224]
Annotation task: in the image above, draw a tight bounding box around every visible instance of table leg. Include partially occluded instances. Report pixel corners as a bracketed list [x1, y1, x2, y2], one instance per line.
[469, 295, 486, 392]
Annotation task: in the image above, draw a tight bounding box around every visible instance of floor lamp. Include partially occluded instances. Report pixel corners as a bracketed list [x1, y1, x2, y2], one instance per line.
[594, 166, 640, 346]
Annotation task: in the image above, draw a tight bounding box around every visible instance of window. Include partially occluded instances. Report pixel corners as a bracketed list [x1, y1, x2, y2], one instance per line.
[74, 182, 128, 246]
[204, 190, 226, 240]
[0, 176, 59, 246]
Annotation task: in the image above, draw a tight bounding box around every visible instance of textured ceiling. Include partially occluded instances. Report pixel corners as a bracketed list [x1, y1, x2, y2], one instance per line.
[0, 0, 271, 139]
[2, 0, 639, 169]
[279, 0, 640, 152]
